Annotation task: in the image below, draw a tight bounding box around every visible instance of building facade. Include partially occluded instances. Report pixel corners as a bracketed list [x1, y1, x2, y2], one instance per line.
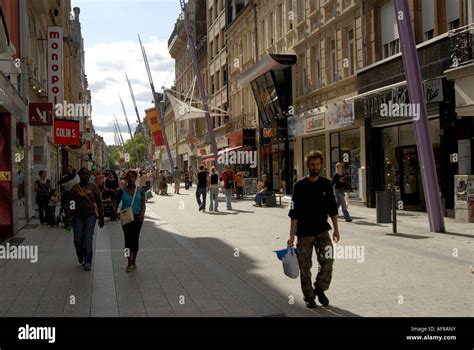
[0, 0, 99, 237]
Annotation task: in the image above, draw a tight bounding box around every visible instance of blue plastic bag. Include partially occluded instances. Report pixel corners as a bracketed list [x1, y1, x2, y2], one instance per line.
[274, 247, 297, 260]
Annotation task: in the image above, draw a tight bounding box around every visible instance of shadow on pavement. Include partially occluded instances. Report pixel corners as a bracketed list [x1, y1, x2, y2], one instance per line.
[437, 231, 474, 239]
[138, 218, 361, 318]
[386, 233, 432, 239]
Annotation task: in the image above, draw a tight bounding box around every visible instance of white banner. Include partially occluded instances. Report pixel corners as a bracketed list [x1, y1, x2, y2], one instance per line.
[48, 27, 63, 109]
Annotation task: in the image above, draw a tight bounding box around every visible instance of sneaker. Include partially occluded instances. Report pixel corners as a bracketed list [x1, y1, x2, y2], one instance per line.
[126, 265, 133, 273]
[304, 298, 317, 309]
[346, 219, 353, 222]
[314, 287, 329, 306]
[77, 255, 84, 265]
[83, 263, 92, 272]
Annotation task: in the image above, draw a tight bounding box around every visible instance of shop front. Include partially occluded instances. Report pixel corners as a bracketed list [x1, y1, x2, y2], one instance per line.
[355, 77, 454, 211]
[0, 73, 29, 237]
[294, 101, 363, 200]
[225, 128, 257, 177]
[237, 53, 296, 194]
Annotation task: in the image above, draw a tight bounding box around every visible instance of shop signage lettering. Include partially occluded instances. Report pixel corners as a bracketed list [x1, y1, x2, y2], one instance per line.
[362, 79, 444, 118]
[48, 27, 64, 109]
[29, 103, 53, 126]
[327, 102, 355, 130]
[53, 119, 80, 145]
[305, 113, 325, 133]
[425, 79, 444, 103]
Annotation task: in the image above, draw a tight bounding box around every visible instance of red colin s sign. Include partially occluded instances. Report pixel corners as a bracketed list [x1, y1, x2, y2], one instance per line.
[54, 119, 80, 145]
[48, 27, 64, 108]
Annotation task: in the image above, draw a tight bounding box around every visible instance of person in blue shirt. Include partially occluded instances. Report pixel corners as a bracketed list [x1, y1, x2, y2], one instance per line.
[118, 170, 146, 272]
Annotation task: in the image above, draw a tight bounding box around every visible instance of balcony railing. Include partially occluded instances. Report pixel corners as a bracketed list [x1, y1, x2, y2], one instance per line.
[449, 23, 474, 68]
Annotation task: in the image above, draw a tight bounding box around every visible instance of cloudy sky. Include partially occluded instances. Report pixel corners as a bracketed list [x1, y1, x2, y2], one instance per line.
[72, 0, 181, 145]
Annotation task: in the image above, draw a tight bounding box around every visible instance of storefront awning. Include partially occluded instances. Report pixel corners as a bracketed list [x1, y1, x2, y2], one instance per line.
[236, 53, 297, 87]
[202, 155, 215, 162]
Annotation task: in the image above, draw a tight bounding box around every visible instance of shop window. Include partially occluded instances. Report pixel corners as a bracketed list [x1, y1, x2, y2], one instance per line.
[331, 130, 361, 197]
[422, 0, 435, 40]
[446, 0, 461, 31]
[381, 0, 400, 59]
[348, 28, 355, 76]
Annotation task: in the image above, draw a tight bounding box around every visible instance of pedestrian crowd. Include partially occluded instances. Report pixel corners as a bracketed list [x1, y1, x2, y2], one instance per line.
[32, 151, 351, 308]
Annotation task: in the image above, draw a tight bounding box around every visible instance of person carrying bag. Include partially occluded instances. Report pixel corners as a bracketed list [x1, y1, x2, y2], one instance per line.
[118, 170, 146, 272]
[68, 168, 104, 272]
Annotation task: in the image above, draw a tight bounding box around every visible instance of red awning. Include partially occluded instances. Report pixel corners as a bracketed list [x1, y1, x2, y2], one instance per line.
[202, 155, 215, 162]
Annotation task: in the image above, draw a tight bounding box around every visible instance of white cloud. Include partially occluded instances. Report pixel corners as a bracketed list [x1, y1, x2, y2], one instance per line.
[85, 36, 175, 145]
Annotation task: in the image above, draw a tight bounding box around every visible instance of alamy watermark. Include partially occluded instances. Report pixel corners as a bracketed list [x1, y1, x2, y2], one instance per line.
[18, 324, 55, 343]
[0, 243, 38, 263]
[380, 101, 420, 120]
[324, 243, 365, 263]
[217, 150, 257, 168]
[55, 101, 91, 118]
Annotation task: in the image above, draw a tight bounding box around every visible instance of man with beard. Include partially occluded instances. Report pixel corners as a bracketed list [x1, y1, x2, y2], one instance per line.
[287, 150, 340, 309]
[68, 168, 104, 271]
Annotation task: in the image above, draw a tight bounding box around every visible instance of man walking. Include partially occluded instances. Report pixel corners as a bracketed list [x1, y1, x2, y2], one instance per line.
[220, 164, 234, 210]
[195, 165, 209, 212]
[172, 167, 182, 194]
[287, 151, 340, 309]
[332, 163, 352, 222]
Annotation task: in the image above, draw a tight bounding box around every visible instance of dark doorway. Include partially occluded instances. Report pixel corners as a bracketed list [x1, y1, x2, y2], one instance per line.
[398, 146, 420, 205]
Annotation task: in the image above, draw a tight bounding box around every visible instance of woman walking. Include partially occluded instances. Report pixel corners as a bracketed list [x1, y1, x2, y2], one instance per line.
[69, 168, 104, 271]
[119, 170, 146, 272]
[34, 170, 51, 225]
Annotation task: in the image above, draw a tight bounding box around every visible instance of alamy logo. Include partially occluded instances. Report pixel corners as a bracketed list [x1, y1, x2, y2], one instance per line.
[18, 325, 56, 343]
[380, 101, 420, 120]
[324, 244, 365, 263]
[55, 101, 91, 118]
[217, 151, 257, 168]
[0, 243, 38, 263]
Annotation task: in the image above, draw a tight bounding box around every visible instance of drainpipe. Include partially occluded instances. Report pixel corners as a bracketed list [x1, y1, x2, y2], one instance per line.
[361, 0, 366, 67]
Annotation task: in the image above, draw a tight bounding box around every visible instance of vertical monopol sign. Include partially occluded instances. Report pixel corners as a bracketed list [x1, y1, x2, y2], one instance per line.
[48, 27, 63, 108]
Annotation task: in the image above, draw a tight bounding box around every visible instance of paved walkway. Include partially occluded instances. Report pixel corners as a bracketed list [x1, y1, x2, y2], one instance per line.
[0, 184, 472, 317]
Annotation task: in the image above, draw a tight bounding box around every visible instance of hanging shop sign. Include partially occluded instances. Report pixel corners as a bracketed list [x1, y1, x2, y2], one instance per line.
[48, 27, 64, 109]
[29, 103, 53, 126]
[53, 119, 80, 145]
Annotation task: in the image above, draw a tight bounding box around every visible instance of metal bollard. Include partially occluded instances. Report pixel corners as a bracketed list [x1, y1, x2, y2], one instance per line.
[392, 189, 397, 233]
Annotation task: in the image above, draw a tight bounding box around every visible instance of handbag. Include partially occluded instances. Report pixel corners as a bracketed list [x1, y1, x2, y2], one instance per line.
[121, 186, 138, 226]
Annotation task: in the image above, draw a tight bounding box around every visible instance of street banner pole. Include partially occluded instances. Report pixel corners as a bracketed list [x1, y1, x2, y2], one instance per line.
[394, 0, 446, 232]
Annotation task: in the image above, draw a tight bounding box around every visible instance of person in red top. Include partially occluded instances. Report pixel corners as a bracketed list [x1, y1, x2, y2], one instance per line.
[235, 167, 245, 199]
[220, 164, 235, 210]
